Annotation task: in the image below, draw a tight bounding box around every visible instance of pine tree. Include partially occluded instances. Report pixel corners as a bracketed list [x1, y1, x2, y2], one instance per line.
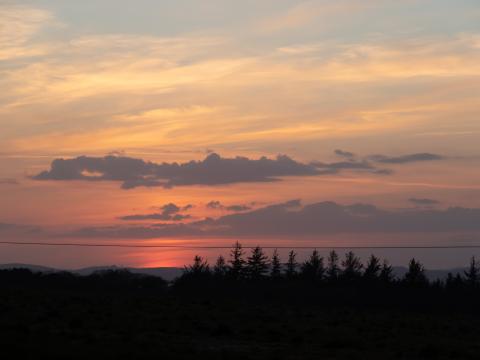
[445, 272, 464, 291]
[213, 255, 228, 278]
[364, 254, 381, 281]
[404, 258, 428, 285]
[184, 255, 210, 278]
[271, 249, 282, 278]
[229, 242, 245, 280]
[326, 250, 340, 281]
[379, 260, 394, 283]
[247, 246, 270, 280]
[464, 256, 479, 287]
[341, 251, 363, 281]
[285, 250, 298, 279]
[301, 250, 324, 281]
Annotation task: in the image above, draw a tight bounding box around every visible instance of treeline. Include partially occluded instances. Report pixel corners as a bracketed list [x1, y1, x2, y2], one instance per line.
[0, 268, 168, 294]
[2, 242, 480, 305]
[177, 242, 480, 290]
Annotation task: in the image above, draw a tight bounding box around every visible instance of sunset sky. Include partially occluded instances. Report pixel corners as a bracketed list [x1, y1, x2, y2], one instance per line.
[1, 0, 480, 269]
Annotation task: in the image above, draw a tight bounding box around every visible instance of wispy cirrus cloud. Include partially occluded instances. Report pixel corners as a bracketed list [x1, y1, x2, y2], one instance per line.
[0, 178, 19, 185]
[369, 153, 444, 164]
[0, 4, 57, 61]
[257, 0, 376, 33]
[314, 150, 444, 175]
[0, 222, 42, 235]
[409, 198, 440, 207]
[2, 9, 480, 155]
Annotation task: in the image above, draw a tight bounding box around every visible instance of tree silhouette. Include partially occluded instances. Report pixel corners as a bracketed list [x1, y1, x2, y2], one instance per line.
[364, 255, 381, 281]
[446, 272, 464, 291]
[271, 249, 282, 278]
[326, 250, 341, 281]
[301, 250, 324, 281]
[213, 255, 228, 278]
[404, 258, 428, 285]
[341, 251, 363, 281]
[184, 255, 210, 279]
[285, 250, 298, 279]
[229, 241, 246, 280]
[464, 256, 479, 287]
[379, 260, 394, 283]
[247, 246, 270, 280]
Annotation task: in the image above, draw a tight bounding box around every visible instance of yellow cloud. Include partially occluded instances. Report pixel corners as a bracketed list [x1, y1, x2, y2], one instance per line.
[257, 0, 375, 33]
[0, 4, 56, 60]
[1, 20, 479, 157]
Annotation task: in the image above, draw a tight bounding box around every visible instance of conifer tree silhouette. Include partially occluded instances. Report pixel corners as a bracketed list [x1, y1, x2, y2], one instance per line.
[271, 249, 282, 278]
[404, 258, 428, 285]
[184, 255, 210, 278]
[464, 256, 479, 287]
[247, 246, 270, 280]
[214, 255, 228, 278]
[285, 250, 298, 279]
[301, 250, 324, 281]
[364, 255, 381, 281]
[229, 241, 246, 280]
[445, 272, 464, 291]
[326, 250, 341, 281]
[379, 260, 394, 283]
[341, 251, 363, 281]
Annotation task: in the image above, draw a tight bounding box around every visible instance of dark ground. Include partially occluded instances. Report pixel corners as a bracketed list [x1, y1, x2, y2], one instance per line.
[2, 275, 480, 360]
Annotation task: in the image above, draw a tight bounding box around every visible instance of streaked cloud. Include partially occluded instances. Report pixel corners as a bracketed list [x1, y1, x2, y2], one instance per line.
[206, 201, 252, 212]
[369, 153, 444, 164]
[257, 0, 374, 33]
[0, 178, 19, 185]
[0, 4, 55, 61]
[119, 203, 192, 221]
[2, 11, 479, 155]
[66, 200, 480, 239]
[409, 198, 440, 206]
[0, 222, 42, 235]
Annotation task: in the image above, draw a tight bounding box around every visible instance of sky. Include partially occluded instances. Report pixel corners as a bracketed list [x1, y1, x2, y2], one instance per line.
[1, 0, 480, 269]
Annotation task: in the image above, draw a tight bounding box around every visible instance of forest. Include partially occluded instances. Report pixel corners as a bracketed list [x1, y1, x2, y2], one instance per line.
[1, 243, 480, 359]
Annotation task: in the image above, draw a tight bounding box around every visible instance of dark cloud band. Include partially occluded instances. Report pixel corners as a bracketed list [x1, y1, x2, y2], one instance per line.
[119, 203, 191, 221]
[33, 151, 445, 189]
[67, 200, 480, 239]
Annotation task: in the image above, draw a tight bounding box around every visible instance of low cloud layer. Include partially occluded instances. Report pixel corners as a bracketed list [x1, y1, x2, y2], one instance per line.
[34, 153, 319, 189]
[67, 200, 480, 239]
[334, 149, 355, 159]
[119, 203, 191, 221]
[369, 153, 444, 164]
[33, 151, 445, 189]
[206, 201, 252, 212]
[0, 178, 19, 185]
[409, 198, 440, 206]
[0, 222, 41, 235]
[313, 150, 445, 176]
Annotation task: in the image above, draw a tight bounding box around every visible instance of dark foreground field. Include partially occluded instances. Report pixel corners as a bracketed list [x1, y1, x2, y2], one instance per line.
[2, 269, 480, 360]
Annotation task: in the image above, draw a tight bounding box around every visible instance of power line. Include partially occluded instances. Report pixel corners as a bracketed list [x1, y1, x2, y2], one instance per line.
[1, 241, 480, 250]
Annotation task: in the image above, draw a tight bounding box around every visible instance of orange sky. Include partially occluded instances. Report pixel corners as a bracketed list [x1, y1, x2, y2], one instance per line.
[1, 1, 480, 268]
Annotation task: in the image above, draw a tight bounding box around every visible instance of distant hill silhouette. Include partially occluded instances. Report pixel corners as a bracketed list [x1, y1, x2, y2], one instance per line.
[0, 263, 183, 281]
[0, 263, 467, 281]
